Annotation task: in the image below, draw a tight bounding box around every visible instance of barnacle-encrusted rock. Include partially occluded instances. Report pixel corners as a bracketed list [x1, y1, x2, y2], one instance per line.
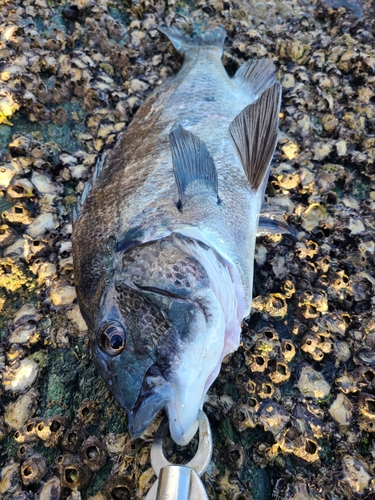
[21, 454, 47, 486]
[297, 366, 330, 399]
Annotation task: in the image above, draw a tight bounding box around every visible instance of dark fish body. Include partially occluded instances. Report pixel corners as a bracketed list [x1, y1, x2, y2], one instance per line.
[73, 26, 281, 445]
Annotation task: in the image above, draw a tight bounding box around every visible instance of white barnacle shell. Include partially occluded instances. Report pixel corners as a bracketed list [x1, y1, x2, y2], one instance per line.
[0, 163, 16, 189]
[297, 366, 330, 400]
[31, 171, 59, 195]
[4, 388, 38, 429]
[3, 358, 39, 392]
[50, 280, 77, 307]
[26, 212, 58, 238]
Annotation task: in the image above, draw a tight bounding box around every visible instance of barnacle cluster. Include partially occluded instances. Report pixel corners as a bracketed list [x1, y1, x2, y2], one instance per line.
[0, 0, 375, 498]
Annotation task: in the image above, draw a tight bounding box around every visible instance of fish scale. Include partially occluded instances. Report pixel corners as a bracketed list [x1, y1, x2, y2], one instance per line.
[73, 25, 281, 445]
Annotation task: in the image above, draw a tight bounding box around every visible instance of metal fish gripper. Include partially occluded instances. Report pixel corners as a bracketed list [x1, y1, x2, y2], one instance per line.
[145, 410, 213, 500]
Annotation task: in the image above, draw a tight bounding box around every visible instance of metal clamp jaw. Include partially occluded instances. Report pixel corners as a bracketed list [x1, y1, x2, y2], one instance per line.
[145, 410, 213, 500]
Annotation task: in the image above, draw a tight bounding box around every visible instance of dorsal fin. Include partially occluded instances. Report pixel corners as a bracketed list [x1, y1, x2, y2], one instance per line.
[234, 58, 276, 98]
[169, 124, 219, 208]
[72, 152, 107, 225]
[229, 82, 281, 192]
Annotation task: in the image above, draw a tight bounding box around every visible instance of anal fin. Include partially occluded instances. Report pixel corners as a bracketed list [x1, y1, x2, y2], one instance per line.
[170, 124, 219, 209]
[229, 82, 281, 193]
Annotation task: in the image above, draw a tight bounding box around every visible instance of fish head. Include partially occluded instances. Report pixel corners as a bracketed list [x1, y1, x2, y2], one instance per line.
[92, 236, 227, 445]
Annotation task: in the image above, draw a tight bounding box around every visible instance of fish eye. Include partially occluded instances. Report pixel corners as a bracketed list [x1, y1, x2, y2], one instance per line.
[98, 321, 126, 356]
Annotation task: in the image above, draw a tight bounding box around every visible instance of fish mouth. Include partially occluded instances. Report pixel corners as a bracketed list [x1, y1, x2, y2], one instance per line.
[128, 365, 173, 438]
[127, 364, 203, 446]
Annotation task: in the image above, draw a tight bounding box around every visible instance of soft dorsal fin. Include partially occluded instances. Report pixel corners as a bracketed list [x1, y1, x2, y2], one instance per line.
[235, 58, 276, 98]
[229, 82, 281, 192]
[169, 124, 219, 208]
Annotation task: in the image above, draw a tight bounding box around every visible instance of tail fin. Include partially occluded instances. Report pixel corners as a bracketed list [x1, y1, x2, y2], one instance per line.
[159, 25, 226, 55]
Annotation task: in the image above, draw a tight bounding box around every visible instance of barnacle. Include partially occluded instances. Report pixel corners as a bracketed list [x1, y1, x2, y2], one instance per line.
[0, 462, 21, 496]
[103, 474, 137, 500]
[259, 402, 290, 437]
[62, 426, 87, 453]
[232, 404, 258, 432]
[225, 443, 246, 470]
[4, 388, 38, 430]
[14, 418, 42, 444]
[35, 416, 68, 447]
[3, 357, 39, 392]
[21, 454, 47, 485]
[297, 366, 330, 400]
[57, 453, 92, 490]
[38, 476, 61, 500]
[77, 399, 99, 425]
[0, 224, 17, 248]
[2, 205, 33, 226]
[336, 456, 375, 498]
[49, 280, 77, 307]
[329, 393, 353, 428]
[6, 179, 35, 200]
[79, 436, 107, 471]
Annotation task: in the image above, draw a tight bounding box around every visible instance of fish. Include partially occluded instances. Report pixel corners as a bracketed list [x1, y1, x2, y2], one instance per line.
[72, 25, 282, 446]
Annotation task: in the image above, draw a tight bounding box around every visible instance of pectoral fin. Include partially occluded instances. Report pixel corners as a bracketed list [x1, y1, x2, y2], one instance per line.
[257, 217, 297, 239]
[170, 124, 219, 208]
[229, 82, 281, 193]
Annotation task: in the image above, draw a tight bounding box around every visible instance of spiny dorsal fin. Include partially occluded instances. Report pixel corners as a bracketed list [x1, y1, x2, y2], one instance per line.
[235, 58, 276, 97]
[159, 25, 226, 54]
[229, 82, 281, 192]
[169, 124, 219, 208]
[72, 152, 107, 225]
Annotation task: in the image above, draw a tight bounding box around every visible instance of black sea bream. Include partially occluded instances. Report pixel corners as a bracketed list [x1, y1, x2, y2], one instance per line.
[73, 25, 281, 445]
